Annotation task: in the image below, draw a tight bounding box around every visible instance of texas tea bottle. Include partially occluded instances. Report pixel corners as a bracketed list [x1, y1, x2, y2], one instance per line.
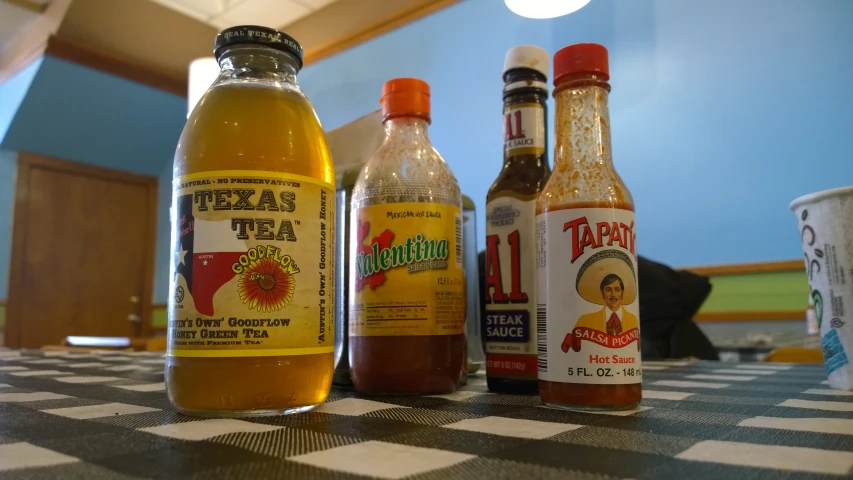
[168, 26, 335, 416]
[484, 45, 551, 394]
[536, 43, 641, 410]
[349, 78, 466, 395]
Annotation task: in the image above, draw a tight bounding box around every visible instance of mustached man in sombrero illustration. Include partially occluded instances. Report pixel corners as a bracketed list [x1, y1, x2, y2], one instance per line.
[562, 251, 639, 352]
[574, 273, 638, 334]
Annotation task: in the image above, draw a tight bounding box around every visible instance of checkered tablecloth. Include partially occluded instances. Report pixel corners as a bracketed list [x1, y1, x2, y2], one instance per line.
[1, 348, 852, 479]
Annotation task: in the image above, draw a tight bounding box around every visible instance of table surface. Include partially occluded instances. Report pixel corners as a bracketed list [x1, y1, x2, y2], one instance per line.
[1, 349, 852, 479]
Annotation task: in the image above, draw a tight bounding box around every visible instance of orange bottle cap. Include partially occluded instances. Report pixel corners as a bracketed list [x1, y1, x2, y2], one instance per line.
[553, 43, 609, 85]
[381, 78, 431, 123]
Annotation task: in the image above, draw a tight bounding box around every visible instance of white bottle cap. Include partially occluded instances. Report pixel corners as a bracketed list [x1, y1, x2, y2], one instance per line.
[503, 45, 549, 79]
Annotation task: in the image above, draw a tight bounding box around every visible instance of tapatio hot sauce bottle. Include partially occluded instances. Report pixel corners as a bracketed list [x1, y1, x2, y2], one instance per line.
[484, 46, 551, 394]
[536, 43, 641, 410]
[168, 26, 335, 416]
[349, 78, 466, 395]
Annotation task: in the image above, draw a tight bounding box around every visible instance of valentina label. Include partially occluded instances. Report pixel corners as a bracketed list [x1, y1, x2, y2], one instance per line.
[355, 223, 449, 291]
[349, 202, 464, 337]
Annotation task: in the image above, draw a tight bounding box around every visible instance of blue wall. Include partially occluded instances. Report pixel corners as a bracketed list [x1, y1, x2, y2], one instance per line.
[0, 60, 44, 299]
[0, 55, 184, 302]
[0, 58, 42, 143]
[300, 0, 853, 267]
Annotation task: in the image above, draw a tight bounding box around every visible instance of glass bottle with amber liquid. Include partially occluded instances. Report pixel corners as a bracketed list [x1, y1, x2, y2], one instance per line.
[349, 78, 466, 395]
[484, 46, 551, 394]
[536, 43, 641, 410]
[168, 26, 335, 416]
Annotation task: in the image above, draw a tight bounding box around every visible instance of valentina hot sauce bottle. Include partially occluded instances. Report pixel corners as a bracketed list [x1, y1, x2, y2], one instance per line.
[348, 78, 466, 395]
[168, 27, 335, 416]
[536, 43, 641, 410]
[484, 45, 551, 394]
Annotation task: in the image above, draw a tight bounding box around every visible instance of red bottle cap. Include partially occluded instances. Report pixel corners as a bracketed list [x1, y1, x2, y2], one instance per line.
[380, 78, 431, 123]
[553, 43, 609, 85]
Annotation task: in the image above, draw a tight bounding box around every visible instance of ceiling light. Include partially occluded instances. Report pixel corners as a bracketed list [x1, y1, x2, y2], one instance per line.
[505, 0, 592, 19]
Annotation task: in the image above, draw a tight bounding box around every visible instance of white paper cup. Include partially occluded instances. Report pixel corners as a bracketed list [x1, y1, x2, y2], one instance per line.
[790, 187, 853, 390]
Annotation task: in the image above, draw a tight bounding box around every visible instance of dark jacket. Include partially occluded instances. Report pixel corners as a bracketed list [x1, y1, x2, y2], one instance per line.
[637, 256, 717, 360]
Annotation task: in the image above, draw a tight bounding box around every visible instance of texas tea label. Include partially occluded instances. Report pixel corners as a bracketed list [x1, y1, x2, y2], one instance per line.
[484, 195, 538, 379]
[168, 170, 335, 357]
[349, 202, 465, 337]
[537, 207, 641, 384]
[504, 103, 545, 156]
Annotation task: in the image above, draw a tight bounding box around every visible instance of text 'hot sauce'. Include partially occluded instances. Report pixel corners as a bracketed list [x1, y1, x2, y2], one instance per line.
[536, 43, 642, 410]
[484, 46, 551, 394]
[348, 78, 466, 395]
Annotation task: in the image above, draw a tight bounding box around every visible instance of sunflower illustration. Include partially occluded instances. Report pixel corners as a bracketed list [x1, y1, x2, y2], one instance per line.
[237, 258, 296, 313]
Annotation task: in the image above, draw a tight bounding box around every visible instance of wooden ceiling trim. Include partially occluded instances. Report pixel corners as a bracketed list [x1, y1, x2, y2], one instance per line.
[2, 0, 49, 14]
[44, 35, 187, 97]
[294, 0, 460, 66]
[2, 0, 459, 97]
[0, 0, 71, 84]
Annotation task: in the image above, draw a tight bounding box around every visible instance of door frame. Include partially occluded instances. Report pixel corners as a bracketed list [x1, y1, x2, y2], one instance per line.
[5, 152, 160, 348]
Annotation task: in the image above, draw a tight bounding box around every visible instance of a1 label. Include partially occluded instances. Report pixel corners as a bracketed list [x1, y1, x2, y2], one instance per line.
[168, 170, 335, 358]
[504, 103, 545, 156]
[536, 207, 641, 384]
[349, 202, 465, 337]
[484, 196, 538, 379]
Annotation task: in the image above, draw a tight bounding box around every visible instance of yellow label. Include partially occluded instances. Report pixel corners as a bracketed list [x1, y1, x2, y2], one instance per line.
[168, 170, 334, 357]
[349, 202, 465, 337]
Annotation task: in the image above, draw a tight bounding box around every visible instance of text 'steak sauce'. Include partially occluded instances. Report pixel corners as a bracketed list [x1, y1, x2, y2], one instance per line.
[167, 26, 335, 416]
[349, 78, 466, 395]
[536, 44, 642, 410]
[484, 45, 551, 394]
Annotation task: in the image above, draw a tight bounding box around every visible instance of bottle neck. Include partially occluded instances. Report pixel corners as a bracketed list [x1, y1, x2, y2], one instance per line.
[216, 45, 301, 87]
[503, 67, 548, 95]
[503, 154, 548, 170]
[383, 117, 431, 143]
[553, 74, 613, 169]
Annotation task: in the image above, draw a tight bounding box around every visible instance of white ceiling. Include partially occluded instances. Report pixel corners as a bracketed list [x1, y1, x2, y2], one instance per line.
[150, 0, 337, 30]
[0, 2, 44, 48]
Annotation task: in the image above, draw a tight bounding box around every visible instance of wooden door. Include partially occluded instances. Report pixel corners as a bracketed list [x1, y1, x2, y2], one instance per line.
[5, 153, 158, 348]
